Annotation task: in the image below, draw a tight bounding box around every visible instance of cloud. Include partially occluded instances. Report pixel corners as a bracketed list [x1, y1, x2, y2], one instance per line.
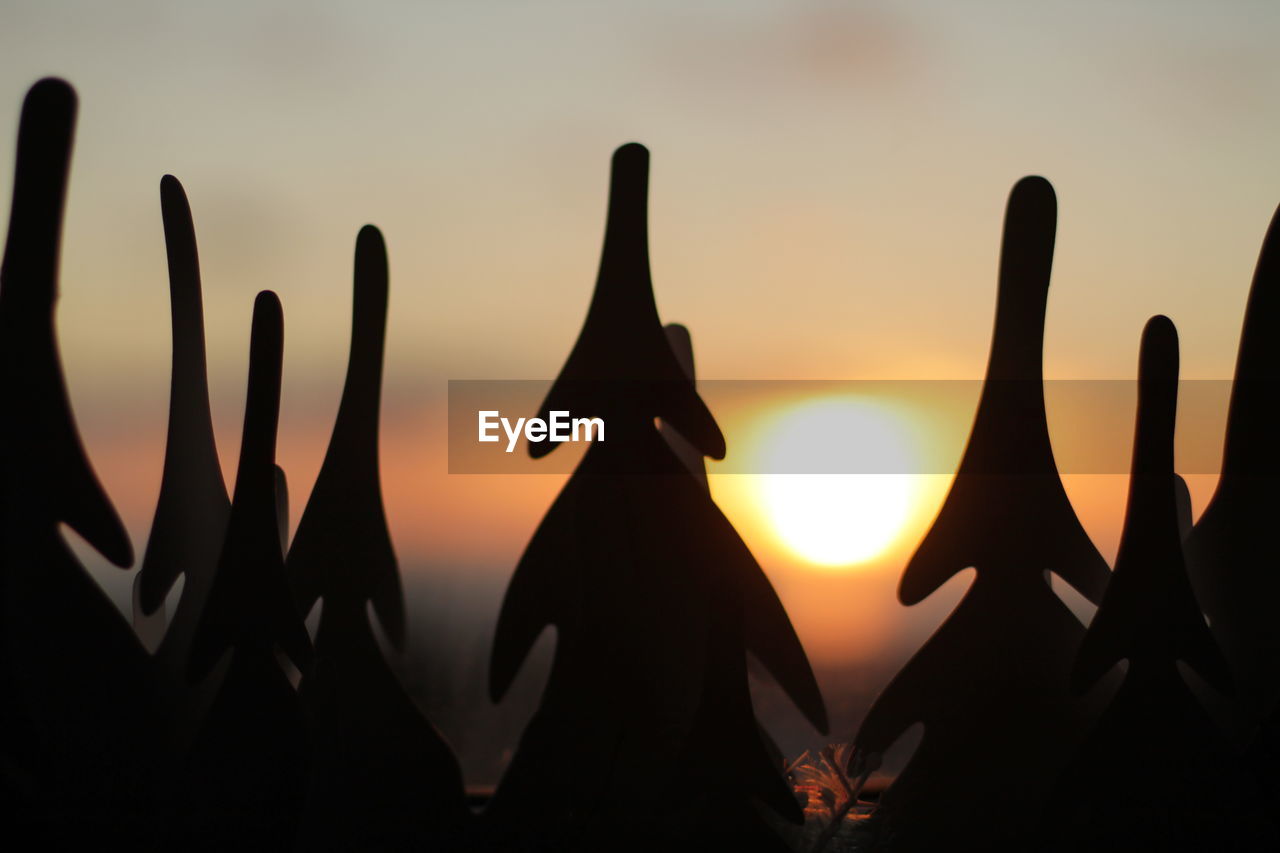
[651, 1, 926, 97]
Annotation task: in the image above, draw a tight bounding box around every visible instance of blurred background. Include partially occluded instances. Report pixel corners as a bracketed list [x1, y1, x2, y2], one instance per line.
[1, 0, 1277, 784]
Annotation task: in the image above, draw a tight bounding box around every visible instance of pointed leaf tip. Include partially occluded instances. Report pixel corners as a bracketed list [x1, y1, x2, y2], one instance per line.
[356, 223, 384, 252]
[608, 143, 650, 205]
[159, 174, 190, 215]
[664, 323, 694, 377]
[1140, 315, 1179, 389]
[253, 289, 283, 328]
[1005, 176, 1057, 234]
[1132, 314, 1179, 478]
[159, 176, 194, 243]
[1010, 175, 1054, 204]
[248, 291, 284, 395]
[613, 141, 649, 165]
[996, 175, 1058, 303]
[26, 77, 76, 115]
[354, 224, 388, 294]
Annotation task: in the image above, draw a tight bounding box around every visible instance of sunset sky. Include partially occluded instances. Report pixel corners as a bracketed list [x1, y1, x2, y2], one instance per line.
[2, 1, 1278, 767]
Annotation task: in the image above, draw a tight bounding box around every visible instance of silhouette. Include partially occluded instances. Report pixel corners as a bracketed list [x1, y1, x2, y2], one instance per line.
[487, 143, 825, 851]
[288, 225, 470, 851]
[847, 177, 1113, 851]
[133, 571, 168, 652]
[1174, 473, 1194, 540]
[137, 175, 234, 758]
[657, 323, 708, 488]
[659, 320, 793, 774]
[1257, 703, 1280, 815]
[1045, 316, 1275, 852]
[0, 78, 157, 846]
[275, 464, 289, 554]
[1185, 206, 1280, 744]
[273, 463, 296, 687]
[661, 320, 813, 846]
[9, 72, 1279, 850]
[168, 291, 314, 849]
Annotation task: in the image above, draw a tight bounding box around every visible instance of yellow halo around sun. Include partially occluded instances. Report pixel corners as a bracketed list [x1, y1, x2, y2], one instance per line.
[753, 396, 921, 568]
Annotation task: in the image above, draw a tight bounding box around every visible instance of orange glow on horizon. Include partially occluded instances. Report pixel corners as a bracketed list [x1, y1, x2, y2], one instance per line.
[80, 386, 1223, 670]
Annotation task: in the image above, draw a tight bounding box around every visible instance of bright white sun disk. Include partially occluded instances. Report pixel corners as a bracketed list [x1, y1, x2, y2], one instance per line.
[756, 397, 918, 567]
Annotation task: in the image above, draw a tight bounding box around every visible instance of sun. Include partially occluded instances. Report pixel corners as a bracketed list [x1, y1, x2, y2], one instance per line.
[753, 396, 920, 568]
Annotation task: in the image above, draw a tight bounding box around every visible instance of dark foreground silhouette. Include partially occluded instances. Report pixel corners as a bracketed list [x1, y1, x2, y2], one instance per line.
[486, 144, 826, 852]
[139, 175, 234, 772]
[2, 76, 1280, 852]
[847, 177, 1112, 852]
[0, 77, 157, 847]
[168, 291, 314, 849]
[1185, 206, 1280, 776]
[1042, 316, 1275, 852]
[287, 225, 470, 850]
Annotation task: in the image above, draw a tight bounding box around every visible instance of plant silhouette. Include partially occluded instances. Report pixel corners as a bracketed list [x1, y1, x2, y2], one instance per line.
[0, 77, 157, 846]
[1044, 316, 1276, 852]
[659, 320, 794, 770]
[137, 175, 234, 768]
[275, 464, 290, 553]
[133, 569, 168, 653]
[487, 143, 825, 851]
[1185, 206, 1280, 745]
[168, 291, 314, 849]
[288, 225, 470, 851]
[657, 323, 708, 488]
[663, 320, 821, 850]
[847, 177, 1113, 852]
[6, 71, 1280, 852]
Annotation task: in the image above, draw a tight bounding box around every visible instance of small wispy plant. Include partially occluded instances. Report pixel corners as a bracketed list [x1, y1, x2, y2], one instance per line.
[786, 743, 873, 853]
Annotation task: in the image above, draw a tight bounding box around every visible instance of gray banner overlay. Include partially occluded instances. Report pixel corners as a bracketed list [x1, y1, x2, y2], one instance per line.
[447, 379, 1251, 475]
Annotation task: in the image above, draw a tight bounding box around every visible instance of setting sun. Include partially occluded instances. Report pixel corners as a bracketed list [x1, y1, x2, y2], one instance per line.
[753, 397, 922, 568]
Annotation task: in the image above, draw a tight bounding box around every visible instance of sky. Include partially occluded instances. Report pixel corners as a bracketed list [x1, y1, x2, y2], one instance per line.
[1, 0, 1278, 771]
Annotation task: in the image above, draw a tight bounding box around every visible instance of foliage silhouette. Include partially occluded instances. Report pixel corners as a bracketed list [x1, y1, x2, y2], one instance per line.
[288, 225, 470, 850]
[1185, 206, 1280, 743]
[0, 77, 156, 846]
[664, 320, 823, 851]
[487, 143, 824, 852]
[1044, 316, 1276, 852]
[137, 176, 235, 771]
[169, 291, 314, 849]
[848, 177, 1112, 852]
[139, 176, 231, 622]
[4, 71, 1279, 852]
[657, 323, 708, 488]
[132, 570, 167, 652]
[658, 319, 813, 766]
